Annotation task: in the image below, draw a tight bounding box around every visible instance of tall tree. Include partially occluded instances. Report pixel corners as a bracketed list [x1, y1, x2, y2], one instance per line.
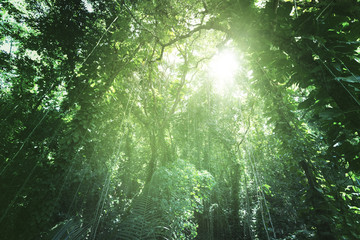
[1, 0, 360, 239]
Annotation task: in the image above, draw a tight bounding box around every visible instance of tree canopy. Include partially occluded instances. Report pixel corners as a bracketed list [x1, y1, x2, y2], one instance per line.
[1, 0, 360, 239]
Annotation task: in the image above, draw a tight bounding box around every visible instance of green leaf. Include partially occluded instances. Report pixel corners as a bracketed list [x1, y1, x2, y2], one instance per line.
[335, 76, 360, 83]
[319, 108, 343, 120]
[298, 98, 314, 110]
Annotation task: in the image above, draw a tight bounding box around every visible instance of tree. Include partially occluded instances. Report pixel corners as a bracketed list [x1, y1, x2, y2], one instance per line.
[1, 0, 359, 239]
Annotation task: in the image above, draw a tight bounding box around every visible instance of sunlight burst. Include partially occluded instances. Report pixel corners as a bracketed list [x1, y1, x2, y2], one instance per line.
[209, 49, 239, 93]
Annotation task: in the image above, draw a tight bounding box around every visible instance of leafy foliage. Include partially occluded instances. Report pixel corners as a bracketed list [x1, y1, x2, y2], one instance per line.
[1, 0, 360, 239]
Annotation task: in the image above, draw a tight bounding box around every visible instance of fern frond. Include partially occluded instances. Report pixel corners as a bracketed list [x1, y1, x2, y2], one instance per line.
[49, 218, 92, 240]
[116, 192, 170, 240]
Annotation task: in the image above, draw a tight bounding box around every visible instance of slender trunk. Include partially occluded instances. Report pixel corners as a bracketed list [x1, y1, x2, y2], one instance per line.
[230, 160, 241, 240]
[244, 171, 253, 240]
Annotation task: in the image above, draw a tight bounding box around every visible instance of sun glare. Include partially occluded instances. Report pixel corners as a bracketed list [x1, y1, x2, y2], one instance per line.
[209, 49, 239, 93]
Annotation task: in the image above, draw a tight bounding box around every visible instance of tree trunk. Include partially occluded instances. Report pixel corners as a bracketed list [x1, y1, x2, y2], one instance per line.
[145, 130, 157, 183]
[230, 160, 241, 240]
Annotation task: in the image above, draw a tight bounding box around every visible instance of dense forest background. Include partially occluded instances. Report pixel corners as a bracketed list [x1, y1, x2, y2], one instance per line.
[1, 0, 360, 239]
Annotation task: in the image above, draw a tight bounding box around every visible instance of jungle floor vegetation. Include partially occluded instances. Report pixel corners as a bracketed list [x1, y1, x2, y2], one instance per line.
[1, 0, 360, 239]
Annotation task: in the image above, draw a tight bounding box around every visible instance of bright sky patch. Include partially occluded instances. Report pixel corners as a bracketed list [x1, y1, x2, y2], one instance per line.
[209, 49, 239, 94]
